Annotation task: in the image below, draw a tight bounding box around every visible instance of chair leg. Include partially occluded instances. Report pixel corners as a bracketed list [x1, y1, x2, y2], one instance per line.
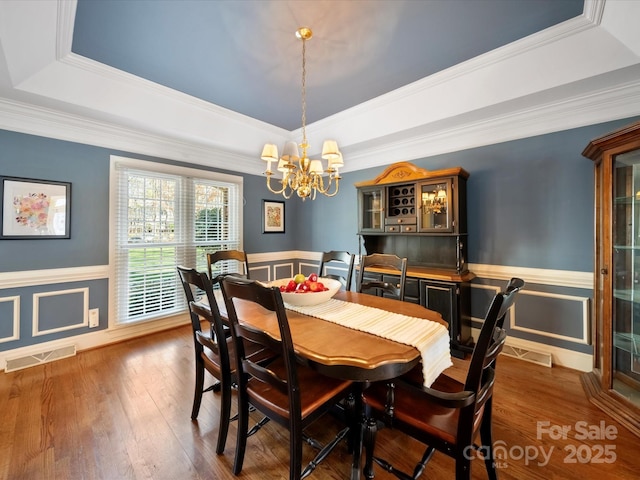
[290, 424, 303, 480]
[479, 403, 498, 480]
[216, 381, 232, 455]
[232, 394, 250, 475]
[363, 417, 378, 480]
[455, 457, 471, 480]
[191, 359, 205, 419]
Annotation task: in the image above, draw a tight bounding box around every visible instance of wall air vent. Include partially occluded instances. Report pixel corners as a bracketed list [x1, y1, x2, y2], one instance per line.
[5, 345, 76, 372]
[502, 345, 552, 368]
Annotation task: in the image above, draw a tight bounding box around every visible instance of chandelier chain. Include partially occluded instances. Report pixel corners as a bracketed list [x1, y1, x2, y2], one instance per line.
[301, 36, 307, 148]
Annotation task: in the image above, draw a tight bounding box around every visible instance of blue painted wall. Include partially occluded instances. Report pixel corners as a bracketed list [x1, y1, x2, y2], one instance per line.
[302, 118, 640, 272]
[4, 118, 637, 273]
[0, 131, 110, 269]
[1, 116, 639, 355]
[0, 130, 303, 272]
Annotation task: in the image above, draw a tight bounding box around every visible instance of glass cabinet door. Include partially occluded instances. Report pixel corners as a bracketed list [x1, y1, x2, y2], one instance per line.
[358, 187, 384, 232]
[419, 179, 452, 232]
[613, 150, 640, 408]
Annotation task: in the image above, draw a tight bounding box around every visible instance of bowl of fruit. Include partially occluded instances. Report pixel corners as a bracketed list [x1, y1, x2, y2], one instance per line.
[271, 273, 342, 307]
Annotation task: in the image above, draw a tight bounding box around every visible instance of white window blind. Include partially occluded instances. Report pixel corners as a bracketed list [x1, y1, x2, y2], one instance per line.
[112, 157, 242, 325]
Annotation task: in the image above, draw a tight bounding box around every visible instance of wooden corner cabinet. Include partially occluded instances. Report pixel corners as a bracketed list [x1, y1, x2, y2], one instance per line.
[582, 121, 640, 437]
[356, 162, 474, 357]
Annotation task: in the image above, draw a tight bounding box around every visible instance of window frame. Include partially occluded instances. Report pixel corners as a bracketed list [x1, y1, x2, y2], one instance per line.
[109, 155, 243, 327]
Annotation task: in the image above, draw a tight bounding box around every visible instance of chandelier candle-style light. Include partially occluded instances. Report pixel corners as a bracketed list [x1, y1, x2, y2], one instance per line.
[261, 27, 343, 200]
[422, 187, 448, 214]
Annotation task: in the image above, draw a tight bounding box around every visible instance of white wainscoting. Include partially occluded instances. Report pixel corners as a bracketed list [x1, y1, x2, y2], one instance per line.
[0, 256, 595, 373]
[468, 263, 593, 372]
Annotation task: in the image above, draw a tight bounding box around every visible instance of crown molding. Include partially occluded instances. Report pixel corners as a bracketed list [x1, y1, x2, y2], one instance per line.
[343, 72, 640, 172]
[0, 97, 265, 175]
[56, 0, 77, 59]
[2, 68, 639, 177]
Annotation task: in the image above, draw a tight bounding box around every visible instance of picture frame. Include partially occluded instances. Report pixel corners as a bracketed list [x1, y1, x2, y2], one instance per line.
[262, 199, 285, 233]
[0, 176, 71, 239]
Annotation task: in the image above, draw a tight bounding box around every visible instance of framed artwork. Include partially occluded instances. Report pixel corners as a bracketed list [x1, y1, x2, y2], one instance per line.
[0, 176, 71, 239]
[262, 200, 285, 233]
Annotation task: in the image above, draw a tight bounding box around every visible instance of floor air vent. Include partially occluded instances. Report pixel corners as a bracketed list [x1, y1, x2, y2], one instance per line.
[501, 345, 552, 368]
[5, 345, 76, 372]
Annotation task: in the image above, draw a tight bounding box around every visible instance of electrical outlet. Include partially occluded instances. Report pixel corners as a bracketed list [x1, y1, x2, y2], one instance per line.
[89, 308, 99, 328]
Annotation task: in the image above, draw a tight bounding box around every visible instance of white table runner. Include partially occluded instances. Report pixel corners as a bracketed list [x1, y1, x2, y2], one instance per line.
[285, 298, 452, 387]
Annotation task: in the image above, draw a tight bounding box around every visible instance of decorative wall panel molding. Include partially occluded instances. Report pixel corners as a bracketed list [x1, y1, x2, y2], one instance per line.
[32, 288, 89, 336]
[0, 295, 20, 344]
[299, 262, 318, 276]
[274, 263, 294, 281]
[512, 289, 590, 345]
[247, 265, 270, 282]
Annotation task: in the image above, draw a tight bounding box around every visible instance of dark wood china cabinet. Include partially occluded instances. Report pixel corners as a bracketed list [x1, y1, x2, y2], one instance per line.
[356, 162, 474, 357]
[582, 121, 640, 437]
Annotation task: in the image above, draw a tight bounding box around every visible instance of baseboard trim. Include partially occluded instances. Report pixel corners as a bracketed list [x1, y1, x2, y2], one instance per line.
[1, 313, 188, 372]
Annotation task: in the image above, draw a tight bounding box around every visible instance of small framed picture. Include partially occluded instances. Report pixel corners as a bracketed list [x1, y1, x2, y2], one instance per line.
[262, 200, 285, 234]
[0, 176, 71, 239]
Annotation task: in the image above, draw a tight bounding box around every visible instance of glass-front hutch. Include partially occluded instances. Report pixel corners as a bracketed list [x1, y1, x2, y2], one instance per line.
[355, 162, 473, 357]
[583, 121, 640, 437]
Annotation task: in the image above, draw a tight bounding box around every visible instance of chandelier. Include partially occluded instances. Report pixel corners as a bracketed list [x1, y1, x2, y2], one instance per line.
[260, 27, 343, 201]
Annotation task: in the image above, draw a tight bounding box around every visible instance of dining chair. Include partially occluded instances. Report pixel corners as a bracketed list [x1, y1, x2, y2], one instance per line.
[318, 250, 355, 291]
[362, 277, 525, 480]
[356, 253, 408, 301]
[207, 249, 250, 280]
[177, 266, 272, 455]
[220, 275, 354, 480]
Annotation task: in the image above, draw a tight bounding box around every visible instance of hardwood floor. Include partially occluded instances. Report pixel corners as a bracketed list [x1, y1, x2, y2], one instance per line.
[1, 324, 639, 480]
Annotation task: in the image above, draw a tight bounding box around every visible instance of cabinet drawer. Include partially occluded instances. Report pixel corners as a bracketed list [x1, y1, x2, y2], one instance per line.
[385, 216, 417, 226]
[385, 224, 417, 233]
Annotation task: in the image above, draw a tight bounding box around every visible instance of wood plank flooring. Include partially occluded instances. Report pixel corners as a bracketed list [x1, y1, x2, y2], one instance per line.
[1, 324, 639, 480]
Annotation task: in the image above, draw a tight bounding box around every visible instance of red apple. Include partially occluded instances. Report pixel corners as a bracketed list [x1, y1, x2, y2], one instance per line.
[285, 280, 297, 292]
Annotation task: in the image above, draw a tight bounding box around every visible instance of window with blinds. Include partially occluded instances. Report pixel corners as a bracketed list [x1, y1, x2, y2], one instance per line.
[111, 156, 243, 325]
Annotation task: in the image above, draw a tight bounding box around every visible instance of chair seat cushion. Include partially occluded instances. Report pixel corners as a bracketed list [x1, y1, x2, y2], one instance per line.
[363, 371, 465, 445]
[247, 358, 352, 421]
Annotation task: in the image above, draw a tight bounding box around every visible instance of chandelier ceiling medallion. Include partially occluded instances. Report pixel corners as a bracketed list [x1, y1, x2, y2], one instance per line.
[260, 27, 343, 201]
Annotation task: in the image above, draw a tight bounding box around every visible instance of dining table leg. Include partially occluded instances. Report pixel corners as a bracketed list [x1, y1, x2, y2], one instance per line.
[350, 383, 365, 480]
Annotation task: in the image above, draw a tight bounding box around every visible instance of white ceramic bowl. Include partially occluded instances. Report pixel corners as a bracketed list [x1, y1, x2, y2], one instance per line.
[270, 277, 342, 307]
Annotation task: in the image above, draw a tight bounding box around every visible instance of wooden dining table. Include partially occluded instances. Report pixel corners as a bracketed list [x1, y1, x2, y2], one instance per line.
[215, 289, 447, 480]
